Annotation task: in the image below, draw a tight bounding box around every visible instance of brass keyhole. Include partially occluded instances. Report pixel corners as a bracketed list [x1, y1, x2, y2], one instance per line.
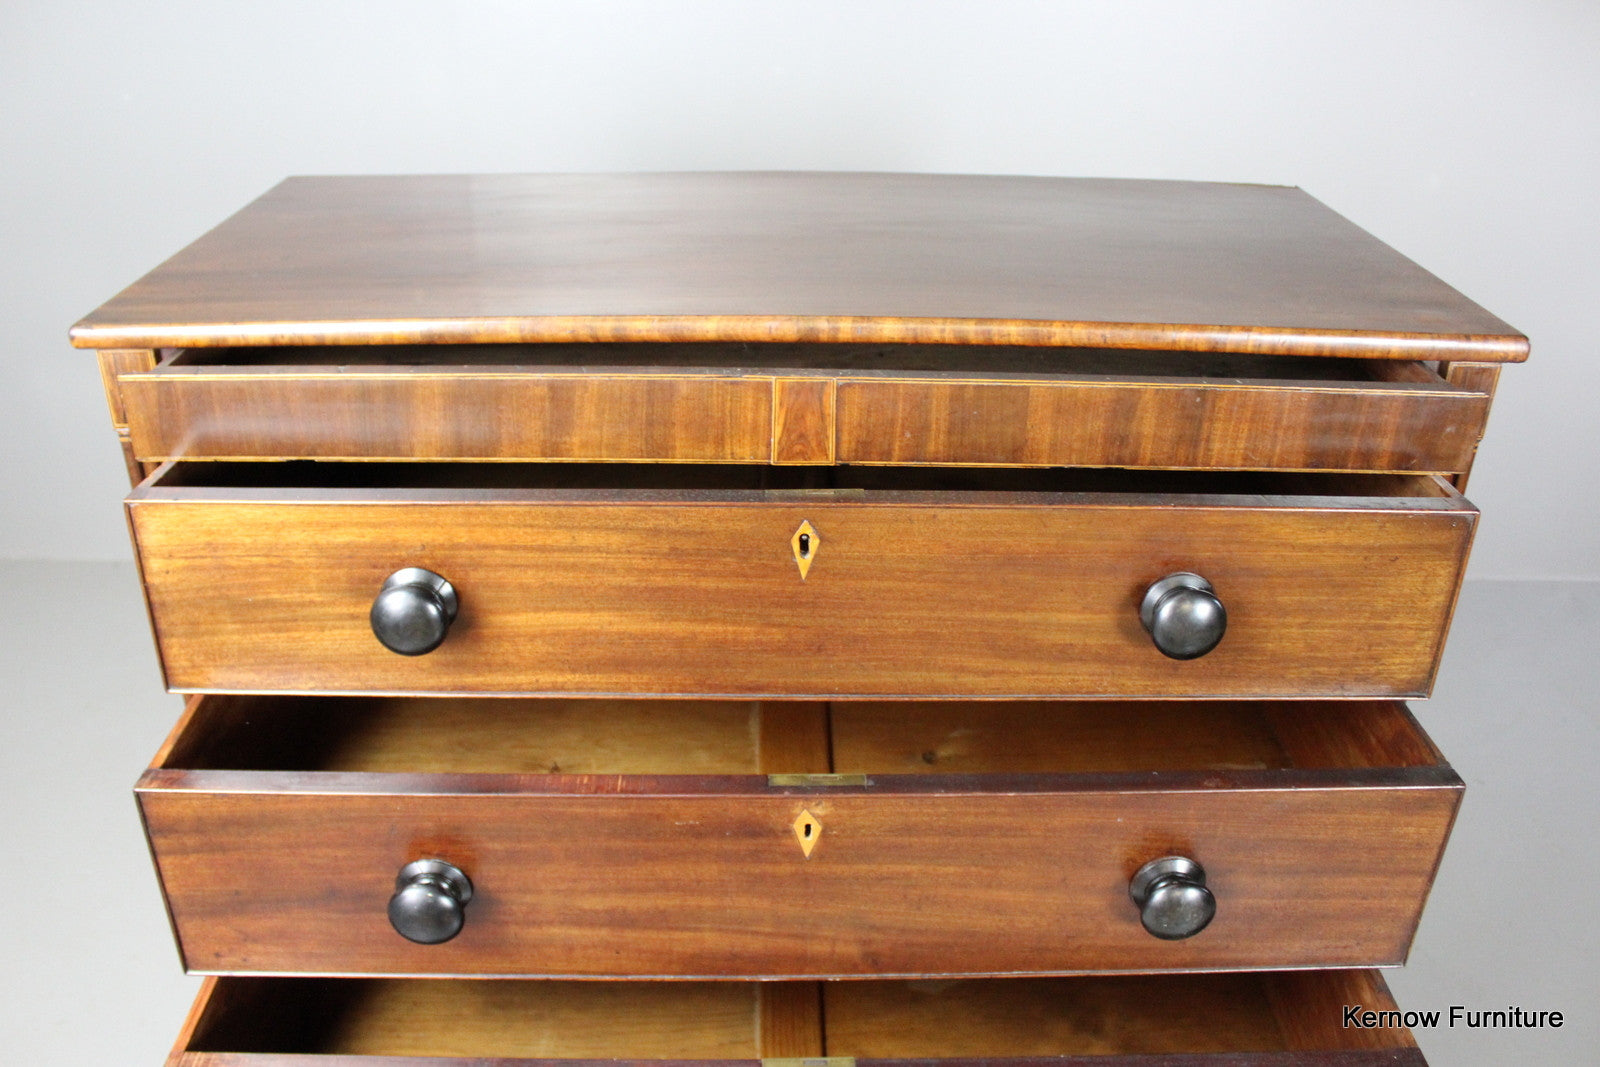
[790, 521, 819, 580]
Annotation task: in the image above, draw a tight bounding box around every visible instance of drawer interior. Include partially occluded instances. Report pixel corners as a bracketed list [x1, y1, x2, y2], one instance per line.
[157, 697, 1444, 777]
[181, 973, 1416, 1058]
[158, 342, 1453, 385]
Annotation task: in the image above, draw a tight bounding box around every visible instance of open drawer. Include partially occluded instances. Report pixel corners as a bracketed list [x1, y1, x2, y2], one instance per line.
[117, 343, 1492, 474]
[126, 464, 1476, 698]
[168, 972, 1426, 1065]
[139, 696, 1460, 978]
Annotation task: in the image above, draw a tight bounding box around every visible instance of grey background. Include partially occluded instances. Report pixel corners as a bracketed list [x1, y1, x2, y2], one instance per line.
[3, 1, 1596, 1064]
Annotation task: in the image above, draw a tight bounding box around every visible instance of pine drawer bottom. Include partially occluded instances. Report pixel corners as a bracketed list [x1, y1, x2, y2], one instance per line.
[169, 972, 1423, 1065]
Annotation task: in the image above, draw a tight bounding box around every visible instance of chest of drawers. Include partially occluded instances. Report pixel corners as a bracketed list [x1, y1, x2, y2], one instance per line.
[76, 172, 1524, 1065]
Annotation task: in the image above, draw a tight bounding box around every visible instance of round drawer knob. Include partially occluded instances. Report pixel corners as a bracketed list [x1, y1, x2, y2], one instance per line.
[388, 858, 473, 944]
[1140, 572, 1226, 660]
[1130, 855, 1216, 940]
[371, 568, 459, 655]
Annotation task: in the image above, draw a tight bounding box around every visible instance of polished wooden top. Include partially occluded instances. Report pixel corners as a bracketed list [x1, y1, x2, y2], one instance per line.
[71, 172, 1525, 360]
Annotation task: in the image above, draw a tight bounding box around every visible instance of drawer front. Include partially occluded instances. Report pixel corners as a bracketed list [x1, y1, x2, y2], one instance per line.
[140, 770, 1458, 977]
[124, 369, 783, 464]
[167, 972, 1425, 1064]
[120, 350, 1489, 474]
[834, 369, 1487, 473]
[129, 480, 1475, 698]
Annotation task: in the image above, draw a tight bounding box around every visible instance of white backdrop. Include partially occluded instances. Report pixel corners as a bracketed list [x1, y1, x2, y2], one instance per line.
[5, 0, 1595, 577]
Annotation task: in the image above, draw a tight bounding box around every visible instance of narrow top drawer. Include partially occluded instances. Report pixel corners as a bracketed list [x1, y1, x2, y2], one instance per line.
[116, 344, 1492, 473]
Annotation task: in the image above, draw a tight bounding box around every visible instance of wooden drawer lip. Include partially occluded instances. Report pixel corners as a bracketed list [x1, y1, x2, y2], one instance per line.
[138, 698, 1460, 979]
[76, 309, 1529, 361]
[166, 971, 1425, 1064]
[126, 469, 1477, 699]
[138, 765, 1462, 797]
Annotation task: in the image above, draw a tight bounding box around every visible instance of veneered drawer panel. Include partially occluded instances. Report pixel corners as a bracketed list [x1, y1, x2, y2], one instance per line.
[123, 367, 777, 464]
[127, 466, 1476, 698]
[140, 697, 1459, 978]
[835, 362, 1487, 473]
[120, 345, 1489, 474]
[168, 972, 1425, 1064]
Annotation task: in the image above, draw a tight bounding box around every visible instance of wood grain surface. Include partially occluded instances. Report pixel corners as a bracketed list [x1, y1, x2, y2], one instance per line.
[833, 972, 1417, 1056]
[167, 973, 1421, 1063]
[95, 347, 158, 484]
[826, 977, 1272, 1056]
[159, 696, 832, 776]
[123, 369, 776, 463]
[828, 700, 1442, 775]
[770, 378, 836, 464]
[139, 697, 1459, 977]
[156, 695, 1424, 777]
[832, 370, 1486, 473]
[117, 349, 1490, 473]
[1267, 971, 1419, 1052]
[1440, 361, 1503, 490]
[178, 978, 796, 1059]
[74, 171, 1502, 1067]
[71, 173, 1526, 361]
[127, 470, 1476, 698]
[96, 347, 157, 428]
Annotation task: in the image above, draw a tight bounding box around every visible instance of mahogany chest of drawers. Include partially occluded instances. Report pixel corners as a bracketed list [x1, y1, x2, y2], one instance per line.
[75, 172, 1525, 1065]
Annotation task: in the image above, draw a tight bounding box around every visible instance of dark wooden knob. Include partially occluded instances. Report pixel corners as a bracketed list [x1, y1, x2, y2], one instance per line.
[1140, 572, 1226, 659]
[388, 859, 473, 944]
[371, 568, 458, 655]
[1130, 856, 1216, 940]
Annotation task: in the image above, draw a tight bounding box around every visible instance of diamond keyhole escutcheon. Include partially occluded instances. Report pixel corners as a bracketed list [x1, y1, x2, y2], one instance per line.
[792, 808, 822, 857]
[791, 520, 819, 580]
